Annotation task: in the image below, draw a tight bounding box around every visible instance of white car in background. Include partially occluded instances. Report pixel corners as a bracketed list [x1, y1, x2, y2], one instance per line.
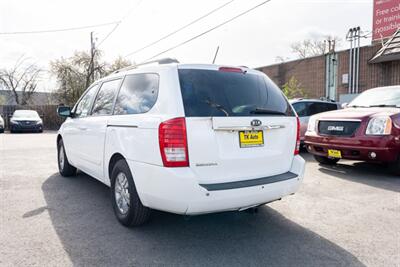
[0, 115, 4, 133]
[56, 60, 305, 227]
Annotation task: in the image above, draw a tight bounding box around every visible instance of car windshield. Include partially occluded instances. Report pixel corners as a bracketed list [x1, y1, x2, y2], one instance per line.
[13, 110, 40, 119]
[178, 69, 294, 117]
[349, 87, 400, 107]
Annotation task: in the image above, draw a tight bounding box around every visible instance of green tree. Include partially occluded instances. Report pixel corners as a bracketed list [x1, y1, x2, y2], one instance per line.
[282, 77, 308, 99]
[0, 95, 6, 105]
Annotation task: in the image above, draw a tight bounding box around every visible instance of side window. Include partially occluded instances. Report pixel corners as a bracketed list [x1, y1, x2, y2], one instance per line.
[114, 73, 159, 115]
[74, 84, 99, 118]
[292, 102, 308, 117]
[324, 103, 339, 112]
[309, 103, 337, 115]
[92, 79, 121, 116]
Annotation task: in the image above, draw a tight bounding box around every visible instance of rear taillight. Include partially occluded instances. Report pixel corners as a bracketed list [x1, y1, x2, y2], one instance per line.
[218, 67, 243, 73]
[294, 117, 300, 155]
[159, 117, 189, 167]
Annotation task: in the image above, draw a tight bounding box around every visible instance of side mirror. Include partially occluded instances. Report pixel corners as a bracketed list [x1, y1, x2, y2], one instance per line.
[57, 106, 72, 117]
[341, 103, 348, 109]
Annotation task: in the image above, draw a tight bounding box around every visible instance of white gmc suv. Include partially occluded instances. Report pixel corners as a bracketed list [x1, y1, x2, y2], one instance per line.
[57, 59, 305, 227]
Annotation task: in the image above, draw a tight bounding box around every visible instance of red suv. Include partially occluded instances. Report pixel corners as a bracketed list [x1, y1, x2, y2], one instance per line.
[305, 86, 400, 173]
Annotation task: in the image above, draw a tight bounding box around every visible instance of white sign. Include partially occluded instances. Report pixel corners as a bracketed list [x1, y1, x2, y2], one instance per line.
[342, 73, 349, 84]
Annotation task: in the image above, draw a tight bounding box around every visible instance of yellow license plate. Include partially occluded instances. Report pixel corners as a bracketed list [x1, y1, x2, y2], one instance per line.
[328, 149, 342, 158]
[239, 130, 264, 148]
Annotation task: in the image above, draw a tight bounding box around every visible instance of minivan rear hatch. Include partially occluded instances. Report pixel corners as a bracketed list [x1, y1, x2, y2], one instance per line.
[178, 66, 297, 185]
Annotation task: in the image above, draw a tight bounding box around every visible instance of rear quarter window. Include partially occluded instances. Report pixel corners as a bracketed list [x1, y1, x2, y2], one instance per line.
[178, 69, 294, 117]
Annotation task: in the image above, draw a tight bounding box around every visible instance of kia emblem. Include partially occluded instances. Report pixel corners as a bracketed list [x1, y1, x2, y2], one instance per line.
[251, 119, 262, 127]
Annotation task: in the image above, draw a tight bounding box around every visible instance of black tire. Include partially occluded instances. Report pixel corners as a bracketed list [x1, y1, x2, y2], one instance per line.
[0, 129, 4, 134]
[111, 159, 151, 227]
[57, 139, 77, 177]
[314, 155, 340, 165]
[389, 157, 400, 175]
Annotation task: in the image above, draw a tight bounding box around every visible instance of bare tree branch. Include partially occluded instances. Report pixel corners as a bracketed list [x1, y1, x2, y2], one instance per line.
[291, 36, 341, 59]
[0, 57, 42, 105]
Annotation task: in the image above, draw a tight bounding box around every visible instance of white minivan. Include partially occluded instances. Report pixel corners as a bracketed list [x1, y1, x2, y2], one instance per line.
[57, 60, 305, 227]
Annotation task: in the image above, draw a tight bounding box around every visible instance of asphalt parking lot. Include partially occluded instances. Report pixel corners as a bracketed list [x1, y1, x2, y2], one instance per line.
[1, 132, 399, 267]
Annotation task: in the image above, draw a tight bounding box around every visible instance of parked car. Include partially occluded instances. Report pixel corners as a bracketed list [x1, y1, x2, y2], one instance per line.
[0, 115, 4, 133]
[56, 61, 305, 227]
[10, 110, 43, 133]
[290, 99, 341, 145]
[305, 85, 400, 173]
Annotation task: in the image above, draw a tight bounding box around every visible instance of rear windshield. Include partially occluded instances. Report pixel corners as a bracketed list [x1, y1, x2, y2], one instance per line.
[178, 69, 294, 117]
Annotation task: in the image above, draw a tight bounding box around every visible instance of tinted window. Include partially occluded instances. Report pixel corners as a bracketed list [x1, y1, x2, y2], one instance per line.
[292, 102, 308, 117]
[74, 84, 99, 118]
[308, 102, 337, 115]
[92, 79, 121, 116]
[178, 69, 294, 117]
[114, 74, 159, 115]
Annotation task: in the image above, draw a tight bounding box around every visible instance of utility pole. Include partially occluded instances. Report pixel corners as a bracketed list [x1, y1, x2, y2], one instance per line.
[90, 32, 95, 83]
[212, 46, 220, 64]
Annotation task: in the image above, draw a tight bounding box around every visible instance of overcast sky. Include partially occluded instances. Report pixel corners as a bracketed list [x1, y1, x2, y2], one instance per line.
[0, 0, 372, 91]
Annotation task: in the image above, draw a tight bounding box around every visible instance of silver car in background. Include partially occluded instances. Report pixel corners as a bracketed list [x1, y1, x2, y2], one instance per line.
[290, 99, 341, 144]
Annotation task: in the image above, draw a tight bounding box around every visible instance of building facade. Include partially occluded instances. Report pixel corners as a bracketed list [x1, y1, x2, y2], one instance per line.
[257, 43, 400, 102]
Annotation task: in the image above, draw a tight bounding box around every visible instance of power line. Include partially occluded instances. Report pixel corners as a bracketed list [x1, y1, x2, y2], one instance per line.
[124, 0, 236, 58]
[97, 22, 121, 47]
[97, 0, 143, 48]
[0, 21, 121, 35]
[143, 0, 272, 62]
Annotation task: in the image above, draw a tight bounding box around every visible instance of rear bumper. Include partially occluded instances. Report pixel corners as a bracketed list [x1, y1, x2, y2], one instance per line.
[127, 155, 305, 215]
[305, 134, 399, 162]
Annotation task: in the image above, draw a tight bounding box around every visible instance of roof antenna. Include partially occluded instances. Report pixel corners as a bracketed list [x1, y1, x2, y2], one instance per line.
[212, 46, 220, 64]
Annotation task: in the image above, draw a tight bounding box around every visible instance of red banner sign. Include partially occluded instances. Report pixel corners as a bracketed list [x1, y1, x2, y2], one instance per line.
[373, 0, 400, 41]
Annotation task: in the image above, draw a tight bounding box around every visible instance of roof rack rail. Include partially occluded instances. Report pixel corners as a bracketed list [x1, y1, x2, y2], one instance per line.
[319, 97, 335, 102]
[113, 58, 179, 74]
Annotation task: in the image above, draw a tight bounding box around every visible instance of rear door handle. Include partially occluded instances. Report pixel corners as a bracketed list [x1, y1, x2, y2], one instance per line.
[213, 125, 285, 131]
[78, 126, 87, 131]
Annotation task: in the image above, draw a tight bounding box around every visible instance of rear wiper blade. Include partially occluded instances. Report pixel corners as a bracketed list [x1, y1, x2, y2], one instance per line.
[204, 99, 230, 116]
[249, 108, 286, 115]
[368, 104, 399, 108]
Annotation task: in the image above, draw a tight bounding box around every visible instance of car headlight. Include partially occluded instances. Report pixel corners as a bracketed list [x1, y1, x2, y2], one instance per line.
[36, 119, 43, 125]
[366, 116, 392, 135]
[307, 116, 318, 133]
[10, 119, 18, 124]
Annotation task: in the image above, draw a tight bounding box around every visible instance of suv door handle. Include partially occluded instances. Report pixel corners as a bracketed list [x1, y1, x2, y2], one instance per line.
[78, 126, 87, 131]
[213, 125, 285, 131]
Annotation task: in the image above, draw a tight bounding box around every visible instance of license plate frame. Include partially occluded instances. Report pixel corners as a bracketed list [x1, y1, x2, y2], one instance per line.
[239, 130, 264, 148]
[328, 149, 342, 158]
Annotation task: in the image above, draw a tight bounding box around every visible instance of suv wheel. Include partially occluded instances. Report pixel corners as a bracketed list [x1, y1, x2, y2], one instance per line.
[389, 156, 400, 175]
[111, 159, 151, 227]
[57, 139, 77, 177]
[313, 155, 340, 165]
